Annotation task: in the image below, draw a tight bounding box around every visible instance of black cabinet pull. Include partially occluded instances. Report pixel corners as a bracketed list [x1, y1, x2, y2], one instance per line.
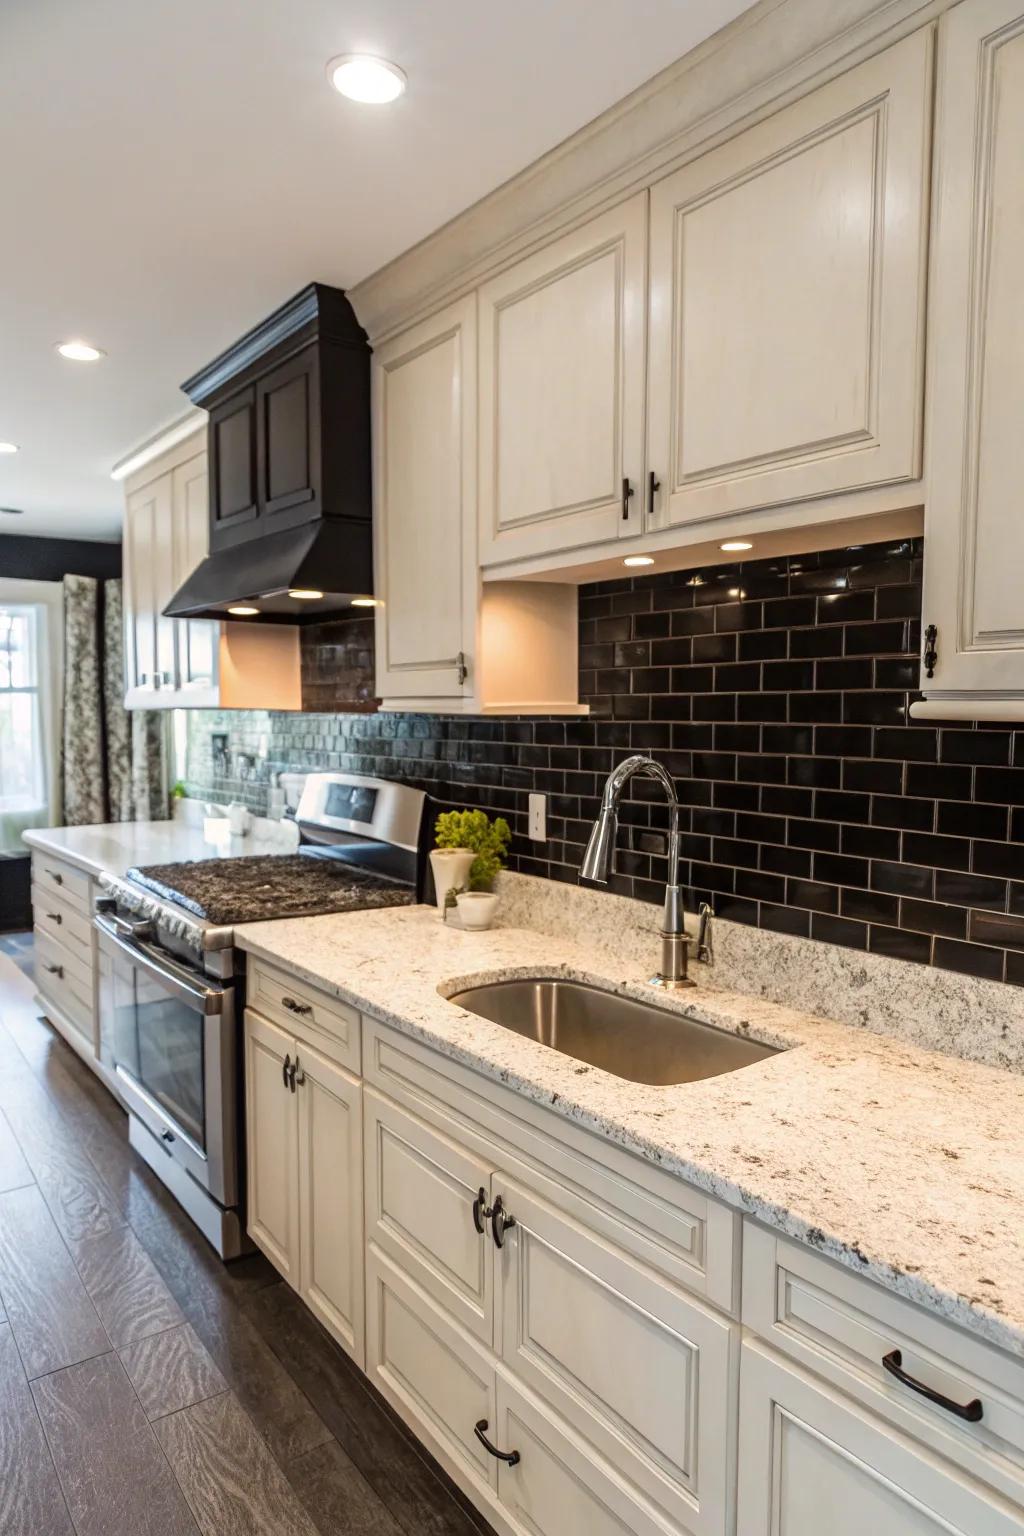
[44, 962, 63, 978]
[282, 996, 312, 1017]
[282, 1053, 292, 1089]
[491, 1195, 515, 1249]
[49, 870, 63, 885]
[882, 1349, 982, 1422]
[472, 1188, 491, 1235]
[923, 624, 938, 680]
[46, 912, 62, 924]
[621, 477, 634, 521]
[474, 1420, 520, 1466]
[648, 469, 660, 518]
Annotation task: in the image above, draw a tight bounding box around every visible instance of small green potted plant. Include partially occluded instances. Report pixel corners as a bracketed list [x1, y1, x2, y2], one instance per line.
[431, 809, 511, 925]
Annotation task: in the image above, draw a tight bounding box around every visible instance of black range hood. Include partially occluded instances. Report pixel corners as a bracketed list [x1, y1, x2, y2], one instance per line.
[165, 283, 373, 624]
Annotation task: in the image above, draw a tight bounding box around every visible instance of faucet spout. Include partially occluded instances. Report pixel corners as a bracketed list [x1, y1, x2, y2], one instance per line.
[579, 754, 696, 989]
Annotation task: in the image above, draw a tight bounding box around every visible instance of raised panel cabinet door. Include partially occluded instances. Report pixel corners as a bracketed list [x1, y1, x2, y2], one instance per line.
[917, 0, 1024, 701]
[363, 1088, 494, 1343]
[494, 1174, 734, 1536]
[296, 1042, 364, 1365]
[208, 385, 258, 547]
[256, 346, 320, 528]
[170, 450, 218, 696]
[372, 295, 477, 701]
[243, 1010, 299, 1283]
[737, 1341, 1023, 1536]
[123, 474, 172, 704]
[647, 29, 931, 530]
[477, 192, 648, 565]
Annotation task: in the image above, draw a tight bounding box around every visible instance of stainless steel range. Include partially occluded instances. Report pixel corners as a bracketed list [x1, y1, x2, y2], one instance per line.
[95, 773, 430, 1259]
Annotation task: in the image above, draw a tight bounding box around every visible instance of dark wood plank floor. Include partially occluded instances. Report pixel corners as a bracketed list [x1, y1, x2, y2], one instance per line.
[0, 941, 494, 1536]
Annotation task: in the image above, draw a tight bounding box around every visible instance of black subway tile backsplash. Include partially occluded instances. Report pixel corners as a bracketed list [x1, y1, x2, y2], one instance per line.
[185, 535, 1023, 990]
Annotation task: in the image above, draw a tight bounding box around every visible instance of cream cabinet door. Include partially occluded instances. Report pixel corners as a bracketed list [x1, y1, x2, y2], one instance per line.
[363, 1089, 494, 1344]
[915, 0, 1024, 710]
[647, 29, 931, 530]
[123, 473, 175, 706]
[296, 1042, 364, 1365]
[494, 1173, 734, 1536]
[737, 1342, 1023, 1536]
[170, 450, 218, 701]
[477, 193, 648, 565]
[372, 295, 477, 704]
[243, 1010, 299, 1284]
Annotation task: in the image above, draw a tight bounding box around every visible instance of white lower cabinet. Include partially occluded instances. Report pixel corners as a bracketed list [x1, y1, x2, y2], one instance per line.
[737, 1341, 1024, 1536]
[243, 1008, 363, 1364]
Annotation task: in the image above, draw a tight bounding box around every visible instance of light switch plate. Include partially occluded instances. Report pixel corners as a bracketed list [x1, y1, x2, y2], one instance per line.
[528, 792, 547, 842]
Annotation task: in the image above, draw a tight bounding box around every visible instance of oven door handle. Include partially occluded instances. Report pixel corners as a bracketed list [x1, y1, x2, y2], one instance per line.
[95, 913, 228, 1015]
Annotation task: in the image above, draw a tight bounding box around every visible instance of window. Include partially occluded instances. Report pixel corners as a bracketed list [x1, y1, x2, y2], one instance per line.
[0, 605, 46, 815]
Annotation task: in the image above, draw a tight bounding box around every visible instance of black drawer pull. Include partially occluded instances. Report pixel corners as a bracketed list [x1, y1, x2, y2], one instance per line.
[44, 962, 63, 978]
[472, 1188, 491, 1235]
[882, 1350, 982, 1422]
[491, 1195, 515, 1249]
[49, 870, 63, 885]
[474, 1420, 520, 1466]
[282, 1052, 292, 1089]
[46, 912, 62, 924]
[621, 477, 634, 521]
[282, 996, 313, 1017]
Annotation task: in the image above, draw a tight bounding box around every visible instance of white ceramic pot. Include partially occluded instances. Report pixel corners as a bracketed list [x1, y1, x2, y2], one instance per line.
[429, 848, 476, 915]
[455, 890, 499, 931]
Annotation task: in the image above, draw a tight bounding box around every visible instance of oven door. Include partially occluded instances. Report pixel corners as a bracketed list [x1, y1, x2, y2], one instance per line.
[95, 913, 238, 1207]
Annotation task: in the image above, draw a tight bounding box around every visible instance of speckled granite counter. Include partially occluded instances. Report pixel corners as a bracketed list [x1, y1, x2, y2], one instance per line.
[24, 814, 295, 881]
[236, 902, 1024, 1358]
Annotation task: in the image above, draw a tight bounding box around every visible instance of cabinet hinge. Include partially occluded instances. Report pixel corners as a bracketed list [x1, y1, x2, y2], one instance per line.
[923, 624, 938, 680]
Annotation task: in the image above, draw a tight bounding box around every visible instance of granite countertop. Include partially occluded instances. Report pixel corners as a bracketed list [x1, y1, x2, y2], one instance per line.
[129, 854, 413, 925]
[23, 815, 296, 881]
[236, 903, 1024, 1358]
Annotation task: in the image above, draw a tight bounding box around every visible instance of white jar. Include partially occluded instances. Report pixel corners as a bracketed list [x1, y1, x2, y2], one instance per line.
[455, 890, 499, 931]
[429, 848, 476, 915]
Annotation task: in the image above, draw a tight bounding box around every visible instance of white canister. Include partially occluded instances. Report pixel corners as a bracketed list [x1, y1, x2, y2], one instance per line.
[455, 891, 499, 931]
[227, 802, 252, 836]
[429, 847, 476, 915]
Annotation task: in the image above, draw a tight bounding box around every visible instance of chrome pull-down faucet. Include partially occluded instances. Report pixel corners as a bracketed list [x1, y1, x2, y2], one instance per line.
[580, 754, 706, 989]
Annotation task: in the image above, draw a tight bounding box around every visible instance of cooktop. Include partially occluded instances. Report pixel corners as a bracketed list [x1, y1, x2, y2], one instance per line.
[126, 853, 414, 927]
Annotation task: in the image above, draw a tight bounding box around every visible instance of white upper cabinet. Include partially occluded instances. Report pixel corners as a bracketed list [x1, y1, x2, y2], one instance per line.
[123, 471, 178, 707]
[913, 0, 1024, 720]
[477, 194, 648, 566]
[170, 449, 218, 700]
[646, 29, 932, 531]
[372, 294, 477, 705]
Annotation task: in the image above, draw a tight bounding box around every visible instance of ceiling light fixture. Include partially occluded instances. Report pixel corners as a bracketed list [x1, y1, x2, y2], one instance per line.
[327, 54, 406, 104]
[623, 555, 655, 568]
[0, 442, 19, 454]
[288, 588, 324, 600]
[227, 604, 260, 616]
[720, 539, 753, 552]
[351, 596, 381, 607]
[56, 340, 106, 362]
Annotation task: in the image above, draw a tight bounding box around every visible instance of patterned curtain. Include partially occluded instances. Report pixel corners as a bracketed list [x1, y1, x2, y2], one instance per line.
[62, 575, 168, 825]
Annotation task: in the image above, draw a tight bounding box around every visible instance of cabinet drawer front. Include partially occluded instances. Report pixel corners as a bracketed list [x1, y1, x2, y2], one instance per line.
[35, 932, 94, 1042]
[32, 885, 93, 962]
[365, 1089, 494, 1343]
[247, 956, 360, 1074]
[498, 1174, 734, 1535]
[494, 1379, 677, 1536]
[738, 1340, 1024, 1536]
[743, 1223, 1024, 1506]
[366, 1249, 497, 1494]
[364, 1017, 737, 1312]
[31, 854, 91, 913]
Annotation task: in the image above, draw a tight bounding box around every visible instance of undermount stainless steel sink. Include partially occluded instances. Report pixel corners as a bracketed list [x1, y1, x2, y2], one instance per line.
[447, 978, 782, 1086]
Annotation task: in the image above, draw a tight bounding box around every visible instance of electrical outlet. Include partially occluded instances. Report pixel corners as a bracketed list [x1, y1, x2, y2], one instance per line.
[528, 792, 547, 841]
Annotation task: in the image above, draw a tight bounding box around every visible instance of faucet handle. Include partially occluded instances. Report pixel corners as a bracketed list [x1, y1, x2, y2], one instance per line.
[696, 901, 714, 963]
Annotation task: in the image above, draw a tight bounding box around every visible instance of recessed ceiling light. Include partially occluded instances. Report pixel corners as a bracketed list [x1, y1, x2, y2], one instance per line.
[288, 588, 324, 600]
[351, 596, 381, 607]
[0, 506, 24, 515]
[327, 54, 406, 104]
[720, 539, 753, 552]
[56, 340, 106, 362]
[0, 442, 19, 454]
[623, 555, 655, 568]
[227, 604, 260, 616]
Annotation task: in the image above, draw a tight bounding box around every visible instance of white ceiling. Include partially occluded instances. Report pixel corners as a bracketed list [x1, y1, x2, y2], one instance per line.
[0, 0, 757, 541]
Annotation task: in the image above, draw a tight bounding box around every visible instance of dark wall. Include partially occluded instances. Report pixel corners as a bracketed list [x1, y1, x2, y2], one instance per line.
[0, 532, 121, 582]
[183, 536, 1024, 991]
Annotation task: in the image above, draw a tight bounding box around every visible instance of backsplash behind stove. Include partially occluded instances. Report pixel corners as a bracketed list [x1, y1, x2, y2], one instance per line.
[183, 535, 1024, 989]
